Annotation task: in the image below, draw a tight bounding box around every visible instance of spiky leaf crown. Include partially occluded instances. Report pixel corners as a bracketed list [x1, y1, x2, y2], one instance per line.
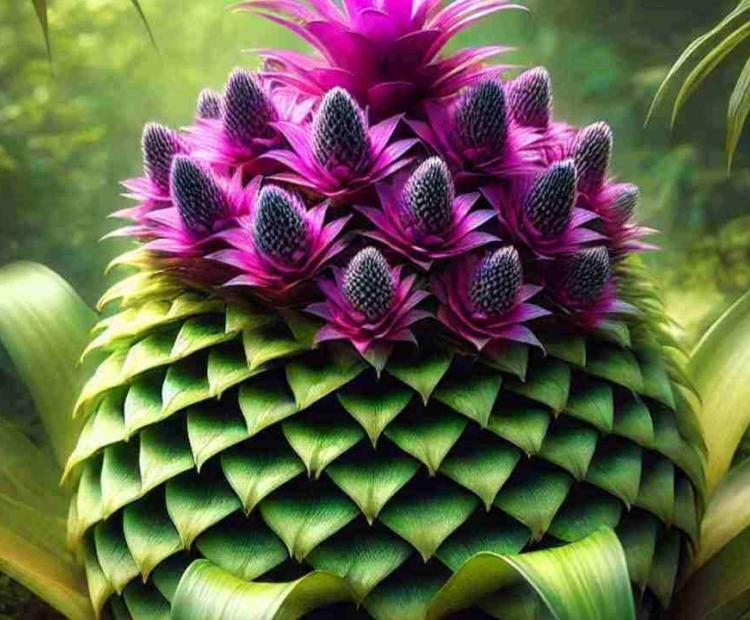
[403, 157, 455, 234]
[342, 247, 395, 320]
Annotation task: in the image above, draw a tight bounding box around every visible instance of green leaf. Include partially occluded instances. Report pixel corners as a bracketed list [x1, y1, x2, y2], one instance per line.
[539, 420, 599, 480]
[586, 345, 643, 393]
[259, 489, 358, 561]
[100, 441, 142, 518]
[647, 529, 681, 607]
[238, 375, 298, 436]
[483, 342, 530, 380]
[243, 324, 308, 371]
[426, 528, 635, 620]
[161, 357, 211, 417]
[387, 346, 453, 403]
[206, 342, 259, 397]
[31, 0, 51, 60]
[543, 334, 587, 367]
[727, 53, 750, 168]
[635, 457, 674, 524]
[548, 491, 623, 542]
[379, 486, 479, 561]
[565, 381, 614, 432]
[171, 560, 355, 620]
[617, 514, 658, 587]
[0, 262, 96, 465]
[586, 441, 642, 506]
[94, 516, 140, 594]
[285, 347, 365, 410]
[613, 396, 654, 447]
[123, 581, 170, 620]
[171, 316, 237, 360]
[487, 405, 551, 455]
[364, 570, 446, 620]
[124, 373, 165, 436]
[689, 288, 750, 493]
[434, 364, 502, 427]
[337, 378, 413, 446]
[507, 358, 571, 413]
[187, 403, 249, 471]
[139, 419, 195, 495]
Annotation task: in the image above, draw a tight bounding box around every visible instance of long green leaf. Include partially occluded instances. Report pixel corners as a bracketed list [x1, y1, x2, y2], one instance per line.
[726, 53, 750, 169]
[427, 528, 635, 620]
[689, 288, 750, 493]
[0, 262, 96, 466]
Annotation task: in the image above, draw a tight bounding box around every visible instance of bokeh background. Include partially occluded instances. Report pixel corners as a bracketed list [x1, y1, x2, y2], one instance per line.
[1, 0, 750, 615]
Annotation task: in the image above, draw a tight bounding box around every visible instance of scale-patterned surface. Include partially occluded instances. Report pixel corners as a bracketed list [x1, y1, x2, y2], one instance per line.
[66, 267, 705, 619]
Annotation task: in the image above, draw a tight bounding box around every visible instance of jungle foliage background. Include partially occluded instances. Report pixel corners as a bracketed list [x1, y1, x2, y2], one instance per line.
[2, 0, 750, 616]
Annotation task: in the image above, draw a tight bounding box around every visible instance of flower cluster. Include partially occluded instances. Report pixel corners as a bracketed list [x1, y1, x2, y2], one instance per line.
[113, 0, 650, 368]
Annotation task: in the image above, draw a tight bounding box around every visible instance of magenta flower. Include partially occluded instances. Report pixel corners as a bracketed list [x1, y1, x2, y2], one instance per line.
[264, 88, 417, 199]
[239, 0, 521, 119]
[188, 69, 314, 175]
[432, 247, 550, 356]
[307, 248, 431, 370]
[547, 246, 636, 329]
[209, 183, 350, 305]
[409, 78, 543, 183]
[482, 159, 604, 258]
[357, 157, 498, 270]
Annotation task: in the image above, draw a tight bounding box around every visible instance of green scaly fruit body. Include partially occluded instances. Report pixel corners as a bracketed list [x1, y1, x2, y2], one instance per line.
[64, 258, 705, 619]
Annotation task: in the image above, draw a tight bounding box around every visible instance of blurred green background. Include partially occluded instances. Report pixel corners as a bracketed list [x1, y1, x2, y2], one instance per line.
[1, 0, 750, 613]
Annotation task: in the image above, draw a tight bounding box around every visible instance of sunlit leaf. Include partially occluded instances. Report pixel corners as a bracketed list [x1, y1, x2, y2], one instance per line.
[727, 53, 750, 168]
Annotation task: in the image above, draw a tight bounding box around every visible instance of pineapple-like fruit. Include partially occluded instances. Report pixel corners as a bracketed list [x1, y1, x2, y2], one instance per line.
[65, 1, 705, 618]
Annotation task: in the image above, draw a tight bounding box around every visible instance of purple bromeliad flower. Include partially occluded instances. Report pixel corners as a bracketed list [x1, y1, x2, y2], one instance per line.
[357, 157, 498, 270]
[307, 248, 431, 370]
[210, 182, 350, 305]
[432, 246, 550, 354]
[264, 87, 417, 199]
[238, 0, 522, 119]
[483, 159, 604, 258]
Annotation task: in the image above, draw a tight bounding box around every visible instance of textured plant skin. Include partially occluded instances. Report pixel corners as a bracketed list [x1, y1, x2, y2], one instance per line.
[64, 1, 706, 618]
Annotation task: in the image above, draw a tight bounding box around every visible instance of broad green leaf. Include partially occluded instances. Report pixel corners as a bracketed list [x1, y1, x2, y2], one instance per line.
[727, 53, 750, 168]
[327, 451, 419, 523]
[690, 288, 750, 493]
[337, 378, 413, 446]
[195, 518, 288, 582]
[220, 446, 304, 514]
[308, 531, 412, 600]
[282, 413, 364, 478]
[186, 403, 249, 470]
[507, 358, 571, 413]
[31, 0, 50, 60]
[379, 486, 479, 560]
[0, 262, 95, 464]
[434, 364, 502, 427]
[426, 528, 635, 620]
[487, 405, 551, 455]
[285, 347, 365, 410]
[387, 346, 453, 403]
[478, 583, 548, 620]
[238, 375, 298, 436]
[259, 489, 359, 561]
[565, 381, 614, 432]
[171, 560, 356, 620]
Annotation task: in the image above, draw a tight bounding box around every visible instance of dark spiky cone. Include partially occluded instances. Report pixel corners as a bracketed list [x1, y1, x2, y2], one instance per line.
[456, 79, 508, 153]
[170, 156, 228, 233]
[313, 88, 371, 174]
[224, 69, 276, 145]
[524, 160, 577, 237]
[197, 89, 222, 120]
[470, 247, 522, 315]
[343, 248, 395, 321]
[509, 67, 552, 128]
[252, 187, 307, 262]
[563, 246, 612, 307]
[404, 158, 455, 234]
[612, 185, 640, 223]
[574, 122, 613, 192]
[143, 123, 183, 194]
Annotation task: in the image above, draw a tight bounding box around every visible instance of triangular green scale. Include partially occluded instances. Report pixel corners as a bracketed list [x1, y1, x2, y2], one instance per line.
[479, 583, 547, 620]
[651, 408, 706, 494]
[123, 372, 165, 436]
[280, 309, 321, 348]
[440, 438, 521, 509]
[636, 457, 675, 524]
[76, 457, 104, 535]
[435, 512, 530, 572]
[384, 406, 466, 474]
[337, 377, 413, 446]
[285, 347, 366, 410]
[123, 581, 170, 620]
[122, 492, 182, 580]
[673, 477, 699, 543]
[165, 471, 241, 548]
[506, 358, 571, 413]
[258, 487, 359, 561]
[120, 329, 178, 380]
[82, 537, 114, 616]
[364, 564, 448, 620]
[433, 363, 503, 427]
[171, 316, 237, 360]
[100, 441, 142, 519]
[138, 418, 195, 494]
[386, 346, 453, 404]
[160, 356, 211, 417]
[194, 516, 288, 582]
[595, 320, 632, 349]
[617, 513, 658, 587]
[93, 516, 141, 594]
[169, 294, 224, 322]
[637, 349, 676, 408]
[151, 555, 190, 603]
[647, 529, 681, 608]
[243, 323, 308, 371]
[75, 349, 128, 418]
[613, 396, 655, 448]
[548, 490, 623, 542]
[379, 484, 479, 560]
[220, 445, 304, 514]
[327, 451, 419, 523]
[482, 342, 529, 380]
[225, 302, 274, 334]
[308, 529, 413, 600]
[538, 420, 599, 480]
[543, 334, 587, 367]
[186, 404, 249, 471]
[487, 404, 551, 455]
[282, 412, 365, 478]
[586, 344, 643, 392]
[494, 468, 573, 540]
[206, 341, 258, 397]
[586, 440, 643, 506]
[238, 374, 298, 437]
[565, 381, 614, 432]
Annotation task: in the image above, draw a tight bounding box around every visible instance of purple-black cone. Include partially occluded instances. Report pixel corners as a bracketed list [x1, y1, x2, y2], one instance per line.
[224, 69, 276, 146]
[574, 122, 612, 192]
[524, 159, 577, 238]
[563, 246, 611, 306]
[343, 247, 394, 321]
[197, 89, 222, 120]
[313, 88, 371, 174]
[456, 79, 508, 153]
[403, 158, 455, 235]
[253, 186, 307, 261]
[508, 67, 552, 128]
[469, 246, 523, 315]
[612, 184, 639, 223]
[142, 123, 182, 194]
[170, 156, 229, 234]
